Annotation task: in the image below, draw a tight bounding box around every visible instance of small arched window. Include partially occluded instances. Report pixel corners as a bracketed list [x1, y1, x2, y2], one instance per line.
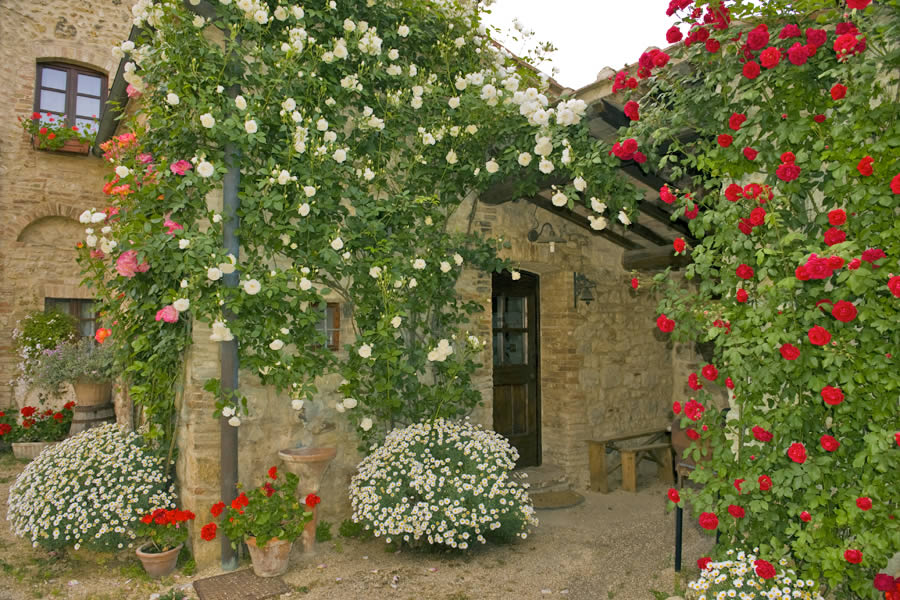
[34, 62, 107, 136]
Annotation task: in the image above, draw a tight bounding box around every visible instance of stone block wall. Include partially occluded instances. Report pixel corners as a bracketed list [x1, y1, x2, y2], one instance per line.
[0, 0, 132, 409]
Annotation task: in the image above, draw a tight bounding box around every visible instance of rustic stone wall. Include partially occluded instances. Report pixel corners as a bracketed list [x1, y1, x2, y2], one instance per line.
[0, 0, 132, 409]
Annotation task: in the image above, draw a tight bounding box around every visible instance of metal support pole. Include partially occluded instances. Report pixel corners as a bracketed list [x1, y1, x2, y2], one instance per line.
[219, 141, 240, 571]
[674, 503, 683, 572]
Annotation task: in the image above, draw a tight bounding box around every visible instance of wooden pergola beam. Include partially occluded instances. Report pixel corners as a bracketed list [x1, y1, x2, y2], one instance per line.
[623, 245, 692, 271]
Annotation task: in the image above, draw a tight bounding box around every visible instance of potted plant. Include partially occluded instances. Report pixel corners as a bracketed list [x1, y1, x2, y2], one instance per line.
[33, 337, 117, 407]
[134, 508, 195, 577]
[12, 310, 78, 386]
[18, 112, 96, 154]
[8, 402, 75, 460]
[200, 467, 316, 577]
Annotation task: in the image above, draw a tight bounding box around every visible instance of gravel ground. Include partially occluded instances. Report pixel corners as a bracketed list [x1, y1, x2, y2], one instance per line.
[0, 452, 711, 600]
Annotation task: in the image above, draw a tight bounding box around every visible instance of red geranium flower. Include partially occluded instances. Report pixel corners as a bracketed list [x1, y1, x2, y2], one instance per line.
[305, 493, 321, 508]
[268, 466, 278, 480]
[758, 475, 772, 491]
[808, 326, 831, 346]
[667, 488, 680, 503]
[752, 426, 773, 442]
[844, 549, 863, 564]
[754, 559, 776, 579]
[673, 238, 686, 253]
[728, 504, 745, 519]
[857, 155, 874, 176]
[141, 514, 153, 524]
[831, 300, 857, 322]
[210, 502, 225, 517]
[698, 512, 718, 530]
[820, 434, 840, 452]
[856, 497, 872, 511]
[21, 406, 37, 417]
[201, 522, 217, 541]
[788, 442, 807, 464]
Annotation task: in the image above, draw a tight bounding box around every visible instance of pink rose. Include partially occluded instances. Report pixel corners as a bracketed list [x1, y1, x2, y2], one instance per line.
[126, 84, 141, 99]
[170, 160, 193, 176]
[115, 250, 149, 277]
[155, 305, 179, 324]
[164, 217, 183, 236]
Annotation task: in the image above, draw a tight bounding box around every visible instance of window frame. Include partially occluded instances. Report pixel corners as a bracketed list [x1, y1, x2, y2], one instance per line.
[33, 62, 107, 130]
[312, 302, 341, 351]
[44, 298, 98, 339]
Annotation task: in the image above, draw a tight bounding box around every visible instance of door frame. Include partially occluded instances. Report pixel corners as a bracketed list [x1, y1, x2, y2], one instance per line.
[491, 270, 541, 467]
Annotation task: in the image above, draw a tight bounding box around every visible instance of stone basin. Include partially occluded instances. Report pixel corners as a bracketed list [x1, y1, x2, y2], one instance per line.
[277, 447, 337, 495]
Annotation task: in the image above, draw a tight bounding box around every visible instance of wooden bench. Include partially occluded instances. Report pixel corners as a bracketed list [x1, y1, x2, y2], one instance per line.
[587, 428, 674, 493]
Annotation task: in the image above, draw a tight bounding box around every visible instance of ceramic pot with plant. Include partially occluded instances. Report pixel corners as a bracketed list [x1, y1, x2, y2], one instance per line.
[134, 508, 195, 577]
[33, 337, 117, 405]
[9, 403, 76, 460]
[200, 467, 316, 577]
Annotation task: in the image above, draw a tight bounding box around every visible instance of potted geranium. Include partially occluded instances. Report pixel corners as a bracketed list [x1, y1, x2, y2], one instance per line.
[200, 467, 316, 577]
[33, 337, 117, 408]
[134, 508, 195, 577]
[9, 402, 75, 460]
[18, 112, 96, 154]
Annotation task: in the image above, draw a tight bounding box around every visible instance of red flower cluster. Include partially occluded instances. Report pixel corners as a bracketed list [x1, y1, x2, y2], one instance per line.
[305, 493, 321, 508]
[659, 185, 677, 204]
[673, 238, 686, 253]
[610, 138, 645, 163]
[684, 399, 705, 421]
[861, 247, 886, 266]
[688, 373, 703, 391]
[752, 426, 773, 442]
[140, 508, 196, 526]
[611, 70, 638, 93]
[824, 226, 846, 246]
[623, 101, 640, 121]
[776, 151, 801, 182]
[796, 253, 841, 280]
[636, 48, 670, 79]
[231, 492, 250, 512]
[201, 522, 217, 541]
[697, 556, 712, 570]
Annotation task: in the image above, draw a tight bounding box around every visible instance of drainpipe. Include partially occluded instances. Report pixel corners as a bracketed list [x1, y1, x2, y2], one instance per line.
[220, 139, 240, 571]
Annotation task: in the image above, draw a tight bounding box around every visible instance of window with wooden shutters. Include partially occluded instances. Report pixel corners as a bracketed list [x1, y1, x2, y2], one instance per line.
[34, 63, 106, 137]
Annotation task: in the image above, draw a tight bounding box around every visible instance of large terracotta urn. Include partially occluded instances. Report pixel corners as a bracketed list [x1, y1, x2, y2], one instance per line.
[245, 537, 292, 577]
[278, 447, 336, 553]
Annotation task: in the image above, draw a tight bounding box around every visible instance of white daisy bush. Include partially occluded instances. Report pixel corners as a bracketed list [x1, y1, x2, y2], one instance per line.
[687, 549, 823, 600]
[6, 425, 175, 551]
[350, 418, 537, 550]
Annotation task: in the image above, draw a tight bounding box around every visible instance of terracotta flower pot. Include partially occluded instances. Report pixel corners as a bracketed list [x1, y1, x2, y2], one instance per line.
[245, 537, 292, 577]
[135, 542, 182, 578]
[11, 441, 58, 461]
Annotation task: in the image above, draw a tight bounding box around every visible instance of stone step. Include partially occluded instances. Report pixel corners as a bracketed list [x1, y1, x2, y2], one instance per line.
[516, 463, 571, 494]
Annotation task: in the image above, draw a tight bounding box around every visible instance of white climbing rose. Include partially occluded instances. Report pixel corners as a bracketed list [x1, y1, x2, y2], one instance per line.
[269, 339, 285, 351]
[358, 344, 373, 358]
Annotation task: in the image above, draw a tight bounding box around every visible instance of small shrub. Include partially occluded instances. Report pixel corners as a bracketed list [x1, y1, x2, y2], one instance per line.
[338, 518, 371, 540]
[12, 311, 78, 380]
[316, 520, 333, 542]
[7, 424, 175, 551]
[349, 418, 537, 550]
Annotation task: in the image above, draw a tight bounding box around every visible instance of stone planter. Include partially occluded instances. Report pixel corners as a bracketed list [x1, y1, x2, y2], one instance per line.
[11, 441, 58, 461]
[278, 447, 336, 553]
[245, 537, 292, 577]
[72, 381, 112, 407]
[135, 543, 182, 578]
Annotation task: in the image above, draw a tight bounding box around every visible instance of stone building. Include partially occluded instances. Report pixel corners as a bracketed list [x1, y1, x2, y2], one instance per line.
[0, 1, 700, 568]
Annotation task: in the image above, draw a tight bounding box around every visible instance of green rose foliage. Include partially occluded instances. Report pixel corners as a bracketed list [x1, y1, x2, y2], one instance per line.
[625, 1, 899, 597]
[78, 0, 642, 448]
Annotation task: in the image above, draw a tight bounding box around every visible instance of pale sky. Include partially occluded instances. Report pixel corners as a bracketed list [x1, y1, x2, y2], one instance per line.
[481, 0, 674, 90]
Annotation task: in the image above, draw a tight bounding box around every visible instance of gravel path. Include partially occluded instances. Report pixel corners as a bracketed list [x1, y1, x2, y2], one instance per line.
[1, 453, 711, 600]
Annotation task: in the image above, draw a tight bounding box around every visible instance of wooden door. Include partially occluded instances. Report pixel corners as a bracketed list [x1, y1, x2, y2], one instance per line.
[492, 271, 540, 468]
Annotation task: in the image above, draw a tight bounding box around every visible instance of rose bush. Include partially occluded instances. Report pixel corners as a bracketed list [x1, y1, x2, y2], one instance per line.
[633, 1, 899, 597]
[78, 0, 645, 451]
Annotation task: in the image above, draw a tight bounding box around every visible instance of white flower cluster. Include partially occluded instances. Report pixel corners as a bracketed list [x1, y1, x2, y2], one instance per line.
[427, 338, 453, 362]
[687, 549, 824, 600]
[79, 209, 118, 253]
[6, 424, 175, 551]
[349, 418, 537, 550]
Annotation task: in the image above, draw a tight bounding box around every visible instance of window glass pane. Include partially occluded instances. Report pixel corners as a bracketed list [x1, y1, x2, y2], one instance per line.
[77, 73, 101, 96]
[503, 297, 525, 329]
[491, 297, 502, 328]
[76, 118, 99, 134]
[492, 332, 502, 366]
[41, 67, 67, 90]
[76, 96, 101, 119]
[504, 331, 526, 365]
[39, 90, 66, 114]
[79, 301, 94, 319]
